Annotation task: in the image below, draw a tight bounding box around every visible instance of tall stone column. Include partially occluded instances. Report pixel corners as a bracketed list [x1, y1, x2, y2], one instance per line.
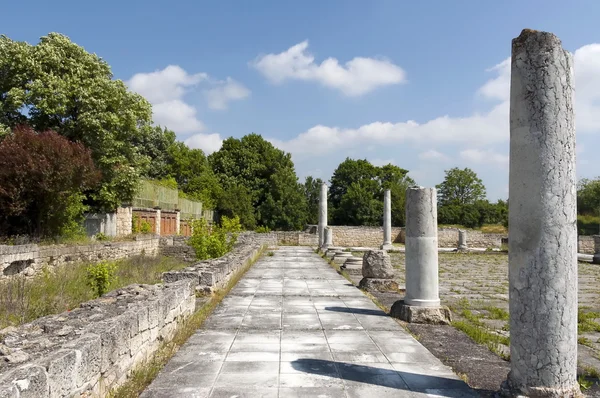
[154, 207, 161, 236]
[592, 235, 600, 265]
[390, 187, 450, 324]
[381, 189, 393, 250]
[503, 29, 579, 397]
[323, 227, 333, 250]
[318, 182, 328, 249]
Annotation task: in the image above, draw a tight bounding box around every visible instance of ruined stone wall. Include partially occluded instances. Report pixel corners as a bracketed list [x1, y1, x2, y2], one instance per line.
[0, 279, 196, 397]
[397, 228, 505, 249]
[163, 232, 274, 291]
[329, 226, 403, 247]
[0, 232, 273, 397]
[274, 231, 318, 246]
[0, 235, 160, 279]
[578, 236, 595, 254]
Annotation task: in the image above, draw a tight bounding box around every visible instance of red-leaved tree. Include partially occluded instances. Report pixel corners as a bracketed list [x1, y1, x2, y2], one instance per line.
[0, 126, 101, 238]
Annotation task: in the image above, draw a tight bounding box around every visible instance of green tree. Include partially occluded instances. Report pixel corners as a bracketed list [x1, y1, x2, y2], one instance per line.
[209, 133, 306, 230]
[436, 167, 486, 206]
[577, 178, 600, 216]
[329, 159, 415, 226]
[166, 141, 221, 208]
[0, 33, 153, 210]
[217, 185, 256, 230]
[303, 176, 323, 224]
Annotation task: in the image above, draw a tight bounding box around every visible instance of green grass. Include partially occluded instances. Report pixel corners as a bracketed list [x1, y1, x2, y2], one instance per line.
[483, 306, 509, 320]
[452, 320, 510, 360]
[0, 255, 189, 329]
[579, 308, 600, 334]
[108, 246, 266, 398]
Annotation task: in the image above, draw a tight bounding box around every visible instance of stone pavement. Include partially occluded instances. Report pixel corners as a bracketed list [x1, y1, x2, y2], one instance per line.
[142, 247, 477, 397]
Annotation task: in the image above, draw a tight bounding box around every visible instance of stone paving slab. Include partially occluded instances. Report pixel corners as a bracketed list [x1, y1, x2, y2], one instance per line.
[142, 247, 477, 398]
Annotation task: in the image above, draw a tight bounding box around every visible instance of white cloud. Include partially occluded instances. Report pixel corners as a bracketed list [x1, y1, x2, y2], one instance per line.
[419, 150, 450, 162]
[477, 58, 510, 102]
[128, 65, 250, 135]
[184, 133, 223, 154]
[460, 149, 508, 167]
[151, 100, 205, 134]
[128, 65, 207, 104]
[251, 40, 406, 96]
[204, 78, 251, 110]
[370, 158, 396, 167]
[574, 44, 600, 133]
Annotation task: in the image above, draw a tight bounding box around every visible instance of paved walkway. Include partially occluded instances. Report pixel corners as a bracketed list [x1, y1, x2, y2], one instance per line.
[142, 247, 477, 397]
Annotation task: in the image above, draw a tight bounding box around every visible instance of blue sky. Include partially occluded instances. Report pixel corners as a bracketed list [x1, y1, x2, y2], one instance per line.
[4, 0, 600, 200]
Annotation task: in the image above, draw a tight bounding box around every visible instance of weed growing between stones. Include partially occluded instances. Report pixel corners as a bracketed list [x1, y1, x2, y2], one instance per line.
[108, 245, 267, 398]
[0, 255, 188, 329]
[86, 261, 117, 297]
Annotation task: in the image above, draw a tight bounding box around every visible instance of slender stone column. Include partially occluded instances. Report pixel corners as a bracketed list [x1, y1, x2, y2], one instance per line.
[457, 230, 467, 251]
[318, 182, 328, 248]
[390, 186, 450, 324]
[593, 235, 600, 265]
[381, 189, 393, 250]
[503, 29, 579, 397]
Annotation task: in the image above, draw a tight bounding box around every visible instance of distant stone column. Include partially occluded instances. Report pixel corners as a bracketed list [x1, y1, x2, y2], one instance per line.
[381, 189, 393, 250]
[457, 230, 468, 251]
[175, 210, 181, 235]
[503, 29, 579, 397]
[593, 236, 600, 264]
[323, 227, 333, 250]
[390, 187, 450, 324]
[318, 182, 328, 249]
[154, 207, 161, 236]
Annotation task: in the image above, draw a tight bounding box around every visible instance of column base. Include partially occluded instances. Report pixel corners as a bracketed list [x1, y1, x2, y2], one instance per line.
[380, 243, 394, 250]
[457, 245, 468, 252]
[593, 254, 600, 265]
[390, 300, 452, 325]
[499, 377, 583, 398]
[359, 278, 399, 292]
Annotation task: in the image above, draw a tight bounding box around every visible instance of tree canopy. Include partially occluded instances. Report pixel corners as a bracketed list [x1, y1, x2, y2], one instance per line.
[436, 167, 486, 206]
[0, 33, 154, 210]
[329, 158, 415, 226]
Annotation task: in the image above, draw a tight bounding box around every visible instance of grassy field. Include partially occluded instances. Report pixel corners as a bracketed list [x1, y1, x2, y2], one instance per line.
[389, 252, 600, 373]
[0, 255, 189, 329]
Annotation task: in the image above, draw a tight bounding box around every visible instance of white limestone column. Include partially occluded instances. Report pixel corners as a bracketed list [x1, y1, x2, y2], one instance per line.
[404, 187, 439, 307]
[505, 29, 579, 397]
[324, 227, 333, 250]
[457, 230, 467, 251]
[155, 208, 161, 236]
[381, 189, 393, 250]
[318, 182, 328, 248]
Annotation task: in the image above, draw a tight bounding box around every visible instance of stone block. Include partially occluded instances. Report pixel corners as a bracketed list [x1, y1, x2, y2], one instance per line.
[0, 365, 49, 398]
[390, 300, 451, 325]
[40, 349, 78, 397]
[62, 334, 101, 389]
[358, 278, 399, 292]
[362, 250, 394, 279]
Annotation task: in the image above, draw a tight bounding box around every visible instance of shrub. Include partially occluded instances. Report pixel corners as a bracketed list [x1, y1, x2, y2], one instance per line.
[132, 214, 153, 234]
[255, 225, 271, 233]
[0, 126, 101, 238]
[189, 216, 242, 260]
[578, 214, 600, 236]
[95, 232, 110, 241]
[86, 261, 117, 297]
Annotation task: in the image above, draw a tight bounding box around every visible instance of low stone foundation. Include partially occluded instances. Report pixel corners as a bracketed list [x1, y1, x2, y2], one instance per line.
[163, 233, 274, 292]
[0, 235, 160, 279]
[0, 279, 196, 397]
[390, 300, 452, 325]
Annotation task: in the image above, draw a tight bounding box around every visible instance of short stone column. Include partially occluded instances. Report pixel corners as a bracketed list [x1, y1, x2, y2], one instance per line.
[390, 186, 450, 325]
[175, 210, 181, 235]
[359, 250, 398, 291]
[318, 182, 328, 249]
[381, 189, 393, 250]
[502, 29, 579, 397]
[323, 227, 333, 251]
[457, 229, 468, 251]
[593, 235, 600, 265]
